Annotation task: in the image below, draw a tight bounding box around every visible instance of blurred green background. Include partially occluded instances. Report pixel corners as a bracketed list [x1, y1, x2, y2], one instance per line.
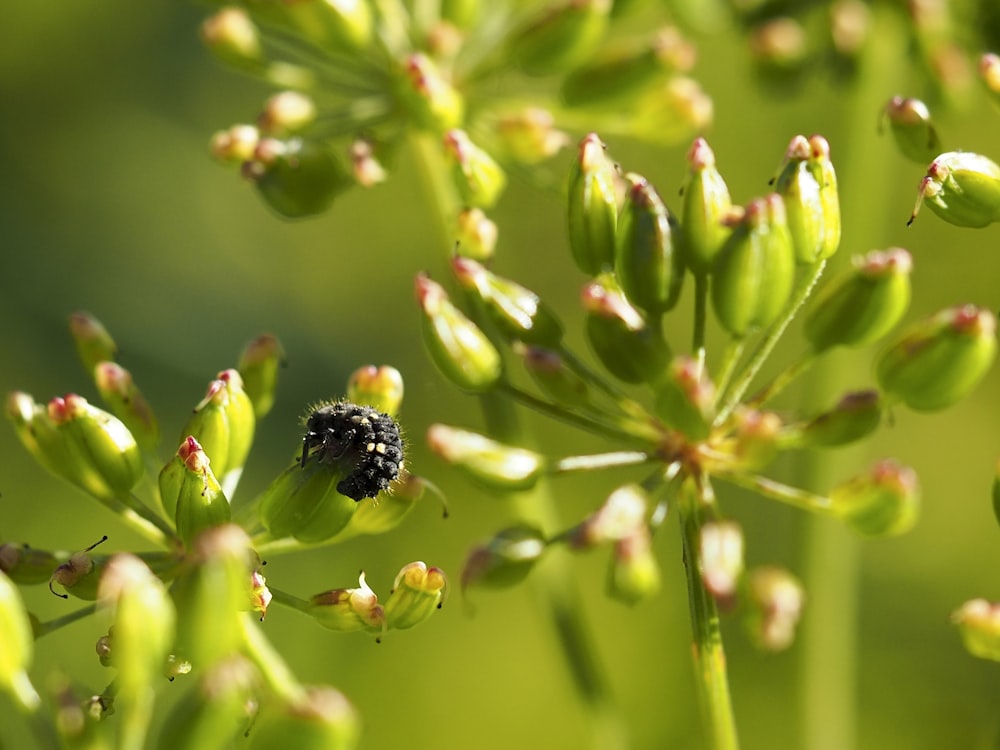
[2, 1, 1000, 749]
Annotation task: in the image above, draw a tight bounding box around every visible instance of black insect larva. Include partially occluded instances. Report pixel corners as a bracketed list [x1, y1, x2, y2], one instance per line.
[300, 402, 404, 502]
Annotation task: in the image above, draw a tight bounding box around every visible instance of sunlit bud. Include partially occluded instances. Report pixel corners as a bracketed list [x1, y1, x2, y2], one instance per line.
[561, 26, 695, 107]
[443, 129, 507, 209]
[615, 173, 684, 314]
[68, 311, 118, 375]
[6, 391, 82, 488]
[98, 555, 176, 720]
[248, 686, 360, 750]
[94, 361, 160, 453]
[0, 570, 40, 710]
[681, 137, 732, 275]
[952, 599, 1000, 662]
[454, 207, 498, 262]
[711, 195, 796, 337]
[401, 53, 464, 133]
[282, 0, 373, 52]
[171, 526, 254, 667]
[49, 537, 108, 601]
[627, 76, 713, 145]
[804, 247, 912, 352]
[875, 305, 997, 412]
[909, 151, 1000, 228]
[180, 369, 255, 494]
[699, 521, 744, 603]
[829, 459, 920, 537]
[566, 483, 648, 549]
[980, 53, 1000, 110]
[495, 107, 569, 164]
[515, 344, 590, 407]
[210, 124, 260, 164]
[800, 390, 882, 448]
[461, 525, 547, 591]
[653, 355, 715, 440]
[507, 0, 612, 76]
[244, 137, 352, 219]
[582, 273, 671, 384]
[258, 459, 358, 543]
[346, 365, 404, 417]
[773, 135, 841, 264]
[567, 133, 618, 275]
[201, 7, 263, 68]
[308, 572, 385, 634]
[154, 656, 257, 750]
[415, 274, 503, 392]
[749, 17, 808, 72]
[383, 562, 447, 631]
[0, 543, 60, 586]
[160, 437, 232, 549]
[427, 424, 545, 491]
[258, 91, 317, 136]
[238, 334, 285, 419]
[347, 138, 387, 187]
[882, 96, 941, 165]
[334, 473, 423, 540]
[451, 257, 564, 346]
[743, 566, 803, 651]
[607, 525, 660, 605]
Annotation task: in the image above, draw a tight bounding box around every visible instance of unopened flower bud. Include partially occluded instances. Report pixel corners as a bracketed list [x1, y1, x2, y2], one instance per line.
[909, 151, 1000, 228]
[583, 273, 671, 384]
[628, 76, 713, 145]
[258, 91, 317, 135]
[0, 543, 60, 586]
[699, 521, 744, 602]
[680, 137, 732, 275]
[248, 686, 360, 750]
[461, 525, 547, 591]
[49, 537, 108, 601]
[285, 0, 373, 52]
[258, 459, 358, 543]
[415, 274, 502, 392]
[882, 96, 941, 164]
[346, 365, 404, 417]
[566, 483, 648, 549]
[334, 473, 424, 540]
[211, 124, 260, 164]
[773, 135, 841, 264]
[451, 257, 563, 346]
[507, 0, 612, 76]
[443, 129, 507, 209]
[804, 247, 912, 352]
[652, 355, 715, 440]
[720, 408, 782, 472]
[800, 390, 882, 448]
[427, 424, 545, 491]
[515, 344, 590, 408]
[743, 566, 803, 651]
[347, 138, 387, 187]
[160, 437, 232, 548]
[68, 311, 118, 375]
[749, 17, 808, 74]
[238, 334, 285, 419]
[201, 7, 263, 68]
[607, 525, 660, 605]
[0, 570, 40, 710]
[567, 133, 618, 275]
[875, 305, 997, 412]
[244, 137, 352, 219]
[308, 572, 385, 634]
[401, 53, 464, 133]
[495, 107, 569, 163]
[383, 562, 447, 630]
[711, 195, 796, 337]
[94, 361, 160, 453]
[980, 53, 1000, 110]
[829, 459, 919, 537]
[454, 207, 497, 262]
[952, 599, 1000, 661]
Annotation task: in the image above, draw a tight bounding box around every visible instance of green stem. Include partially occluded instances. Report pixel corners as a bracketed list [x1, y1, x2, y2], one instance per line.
[715, 472, 832, 515]
[550, 451, 654, 475]
[267, 586, 313, 615]
[35, 604, 97, 638]
[240, 613, 307, 704]
[107, 494, 176, 548]
[712, 338, 745, 409]
[747, 352, 819, 408]
[692, 273, 709, 376]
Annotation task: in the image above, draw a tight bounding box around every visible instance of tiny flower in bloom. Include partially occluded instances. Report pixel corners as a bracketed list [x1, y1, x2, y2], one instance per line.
[383, 562, 447, 630]
[308, 572, 385, 634]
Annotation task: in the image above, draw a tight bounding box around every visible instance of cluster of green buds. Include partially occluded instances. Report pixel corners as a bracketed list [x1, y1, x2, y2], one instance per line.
[1, 313, 445, 748]
[200, 0, 711, 219]
[417, 131, 997, 650]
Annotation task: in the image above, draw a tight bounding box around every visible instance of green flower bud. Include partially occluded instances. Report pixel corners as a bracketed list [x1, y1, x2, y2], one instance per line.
[282, 0, 373, 53]
[210, 124, 260, 164]
[6, 391, 86, 490]
[68, 311, 118, 375]
[743, 566, 803, 651]
[507, 0, 611, 76]
[882, 96, 942, 165]
[495, 107, 569, 164]
[748, 17, 808, 78]
[909, 151, 1000, 228]
[567, 132, 618, 276]
[0, 543, 60, 586]
[652, 355, 715, 440]
[454, 207, 497, 262]
[699, 521, 744, 602]
[560, 26, 695, 107]
[258, 91, 317, 136]
[415, 273, 503, 392]
[829, 459, 920, 537]
[238, 334, 286, 419]
[49, 536, 108, 601]
[383, 562, 447, 631]
[180, 369, 256, 494]
[442, 129, 507, 209]
[607, 525, 660, 605]
[346, 365, 404, 417]
[159, 437, 232, 549]
[94, 361, 160, 453]
[800, 390, 882, 448]
[201, 8, 263, 69]
[426, 424, 545, 491]
[461, 525, 547, 591]
[245, 137, 352, 219]
[773, 135, 841, 264]
[803, 247, 912, 352]
[680, 137, 733, 275]
[515, 344, 590, 408]
[308, 572, 385, 634]
[614, 173, 684, 314]
[333, 473, 424, 540]
[400, 53, 464, 133]
[711, 195, 796, 337]
[980, 53, 1000, 110]
[258, 459, 358, 543]
[248, 686, 360, 750]
[626, 76, 713, 145]
[0, 570, 40, 710]
[451, 257, 563, 346]
[952, 599, 1000, 662]
[566, 483, 649, 549]
[716, 408, 782, 473]
[582, 273, 671, 384]
[875, 305, 997, 412]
